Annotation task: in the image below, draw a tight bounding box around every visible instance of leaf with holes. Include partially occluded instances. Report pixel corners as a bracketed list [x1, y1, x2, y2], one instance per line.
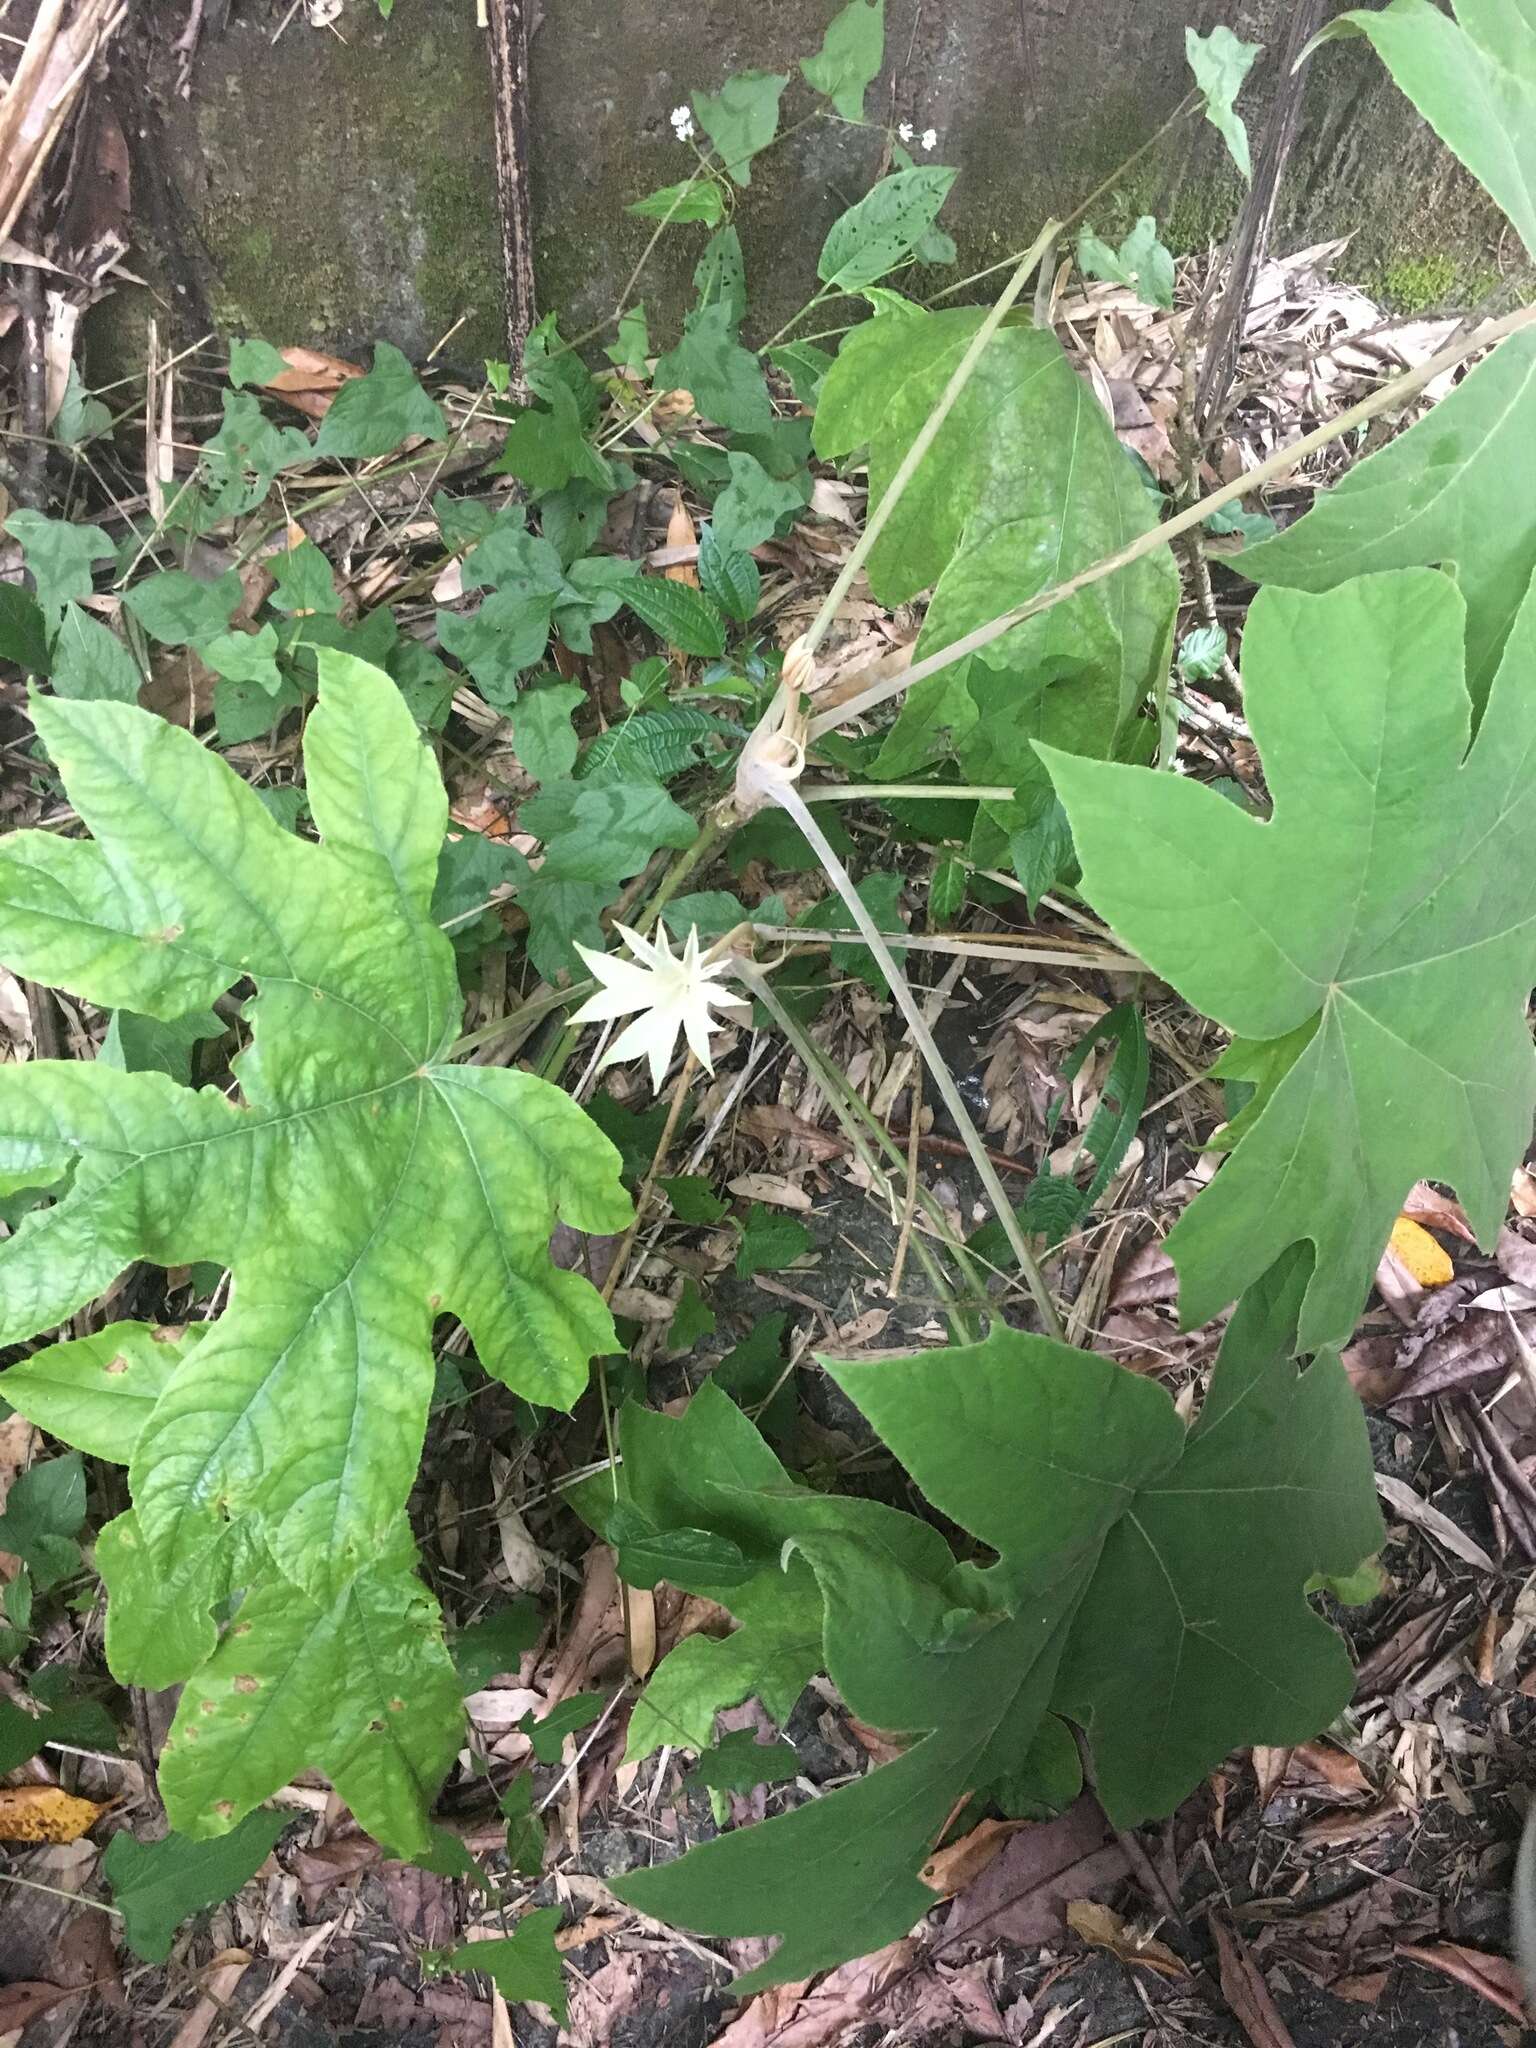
[1044, 569, 1536, 1351]
[0, 653, 629, 1835]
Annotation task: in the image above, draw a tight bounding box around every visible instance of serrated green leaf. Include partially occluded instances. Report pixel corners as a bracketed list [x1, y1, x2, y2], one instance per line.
[50, 605, 142, 703]
[580, 707, 735, 786]
[800, 0, 884, 118]
[697, 526, 762, 623]
[1186, 24, 1262, 179]
[1241, 329, 1536, 717]
[510, 680, 585, 784]
[1043, 568, 1536, 1351]
[0, 653, 629, 1605]
[655, 302, 772, 433]
[1319, 0, 1535, 258]
[626, 180, 726, 225]
[314, 343, 446, 459]
[712, 452, 808, 555]
[1077, 217, 1175, 309]
[621, 575, 729, 657]
[814, 308, 1177, 888]
[5, 511, 115, 623]
[105, 1808, 290, 1962]
[691, 70, 788, 186]
[735, 1203, 811, 1275]
[611, 1261, 1380, 1985]
[694, 1727, 798, 1792]
[3, 1323, 204, 1464]
[443, 1906, 567, 2021]
[818, 168, 957, 291]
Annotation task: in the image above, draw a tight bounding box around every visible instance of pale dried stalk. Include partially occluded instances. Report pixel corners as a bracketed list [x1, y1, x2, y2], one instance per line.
[0, 0, 126, 245]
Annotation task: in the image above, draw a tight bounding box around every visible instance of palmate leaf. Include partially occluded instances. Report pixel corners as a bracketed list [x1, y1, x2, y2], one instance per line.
[0, 653, 629, 1610]
[1044, 569, 1536, 1352]
[608, 1258, 1378, 1986]
[814, 308, 1177, 882]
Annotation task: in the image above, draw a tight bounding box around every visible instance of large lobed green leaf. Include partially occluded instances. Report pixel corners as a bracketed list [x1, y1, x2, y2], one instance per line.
[0, 653, 629, 1846]
[1044, 569, 1536, 1351]
[602, 1258, 1378, 1986]
[814, 308, 1177, 880]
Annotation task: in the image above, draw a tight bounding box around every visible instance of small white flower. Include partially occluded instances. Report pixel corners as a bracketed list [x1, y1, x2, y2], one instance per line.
[572, 923, 748, 1093]
[897, 121, 914, 142]
[920, 127, 938, 153]
[670, 104, 696, 142]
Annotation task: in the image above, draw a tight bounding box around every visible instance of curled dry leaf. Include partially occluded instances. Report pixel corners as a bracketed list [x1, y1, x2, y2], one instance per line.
[1395, 1940, 1528, 2023]
[1210, 1912, 1298, 2048]
[1402, 1181, 1476, 1243]
[918, 1816, 1027, 1897]
[1065, 1899, 1189, 1979]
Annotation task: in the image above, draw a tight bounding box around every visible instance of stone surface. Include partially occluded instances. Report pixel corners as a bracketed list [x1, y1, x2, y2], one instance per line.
[152, 0, 1512, 368]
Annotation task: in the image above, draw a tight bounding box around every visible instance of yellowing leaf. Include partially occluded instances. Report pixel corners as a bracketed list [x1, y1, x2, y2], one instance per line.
[1388, 1215, 1454, 1288]
[0, 1784, 107, 1843]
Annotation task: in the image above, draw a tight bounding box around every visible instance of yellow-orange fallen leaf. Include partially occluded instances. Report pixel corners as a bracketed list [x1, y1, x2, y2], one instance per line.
[0, 1785, 107, 1843]
[1066, 1899, 1189, 1979]
[919, 1815, 1026, 1897]
[1389, 1215, 1454, 1288]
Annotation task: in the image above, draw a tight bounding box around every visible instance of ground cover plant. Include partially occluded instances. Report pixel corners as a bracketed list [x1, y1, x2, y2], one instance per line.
[2, 0, 1536, 2036]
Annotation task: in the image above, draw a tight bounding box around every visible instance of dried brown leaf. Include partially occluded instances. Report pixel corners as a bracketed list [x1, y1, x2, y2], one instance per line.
[1396, 1941, 1528, 2022]
[919, 1817, 1028, 1898]
[944, 1797, 1129, 1951]
[1210, 1912, 1297, 2048]
[1066, 1899, 1189, 1978]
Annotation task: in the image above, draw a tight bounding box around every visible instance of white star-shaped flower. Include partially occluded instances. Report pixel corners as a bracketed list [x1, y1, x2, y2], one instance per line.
[572, 923, 748, 1093]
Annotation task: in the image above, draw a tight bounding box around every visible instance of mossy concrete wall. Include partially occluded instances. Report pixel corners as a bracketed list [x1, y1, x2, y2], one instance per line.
[160, 0, 1510, 370]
